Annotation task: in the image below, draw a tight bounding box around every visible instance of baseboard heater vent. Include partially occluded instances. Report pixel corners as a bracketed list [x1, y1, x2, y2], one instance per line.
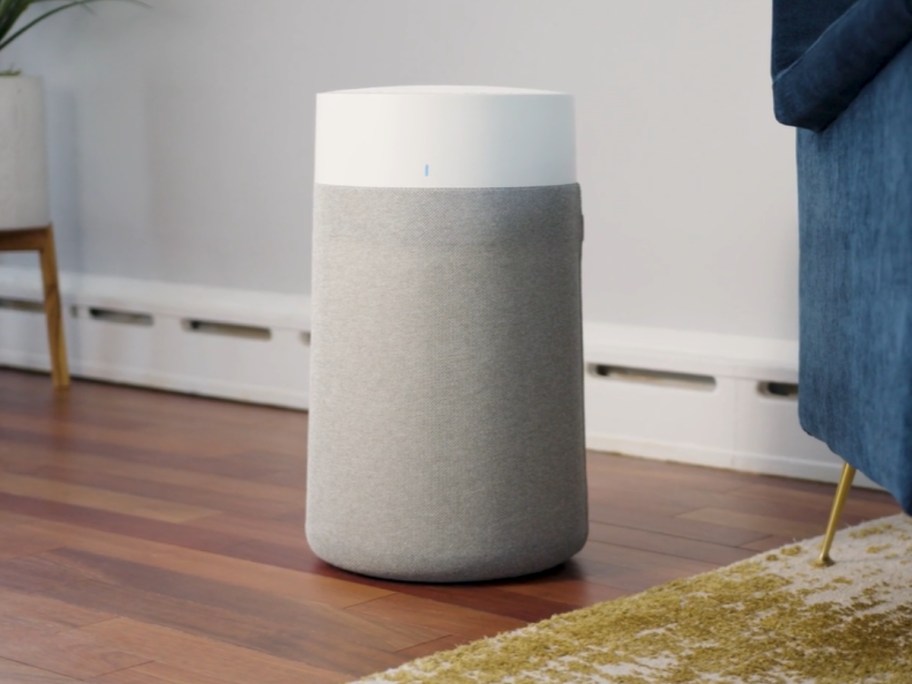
[0, 266, 310, 410]
[759, 381, 799, 399]
[588, 363, 717, 391]
[86, 307, 154, 327]
[182, 319, 272, 341]
[0, 297, 43, 313]
[581, 324, 877, 489]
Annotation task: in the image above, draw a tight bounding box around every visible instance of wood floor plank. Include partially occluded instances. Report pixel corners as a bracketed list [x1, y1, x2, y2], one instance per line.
[586, 452, 760, 493]
[91, 662, 239, 683]
[0, 492, 245, 555]
[575, 540, 719, 576]
[741, 535, 800, 552]
[345, 593, 526, 643]
[0, 551, 103, 593]
[0, 586, 114, 632]
[0, 657, 83, 683]
[83, 619, 344, 684]
[188, 511, 308, 546]
[564, 556, 720, 593]
[393, 634, 476, 660]
[499, 567, 629, 606]
[0, 401, 303, 462]
[0, 523, 64, 560]
[19, 464, 299, 518]
[0, 426, 276, 479]
[587, 521, 755, 565]
[678, 507, 825, 539]
[0, 621, 149, 679]
[225, 536, 581, 623]
[0, 411, 172, 453]
[0, 472, 216, 523]
[58, 529, 391, 609]
[41, 549, 436, 657]
[53, 577, 403, 672]
[587, 501, 771, 546]
[730, 481, 900, 521]
[2, 449, 303, 503]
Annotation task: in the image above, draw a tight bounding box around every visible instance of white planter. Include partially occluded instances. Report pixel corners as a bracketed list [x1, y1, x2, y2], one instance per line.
[0, 75, 50, 229]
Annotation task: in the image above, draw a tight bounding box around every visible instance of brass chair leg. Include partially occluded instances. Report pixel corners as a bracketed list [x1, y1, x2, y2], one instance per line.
[815, 463, 856, 567]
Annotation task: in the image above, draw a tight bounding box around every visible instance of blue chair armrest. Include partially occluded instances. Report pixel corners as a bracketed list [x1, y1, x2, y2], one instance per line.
[773, 0, 912, 131]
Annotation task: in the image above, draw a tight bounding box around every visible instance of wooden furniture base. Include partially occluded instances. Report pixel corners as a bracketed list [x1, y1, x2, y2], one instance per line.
[0, 225, 69, 388]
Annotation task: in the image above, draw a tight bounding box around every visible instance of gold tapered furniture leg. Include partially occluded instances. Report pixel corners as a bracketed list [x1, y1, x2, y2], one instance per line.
[815, 463, 857, 567]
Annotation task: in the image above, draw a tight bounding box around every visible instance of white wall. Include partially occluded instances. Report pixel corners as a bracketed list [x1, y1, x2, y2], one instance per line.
[3, 0, 798, 339]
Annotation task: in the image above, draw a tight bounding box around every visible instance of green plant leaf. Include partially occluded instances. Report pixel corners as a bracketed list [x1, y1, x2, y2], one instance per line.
[0, 1, 35, 49]
[0, 0, 145, 54]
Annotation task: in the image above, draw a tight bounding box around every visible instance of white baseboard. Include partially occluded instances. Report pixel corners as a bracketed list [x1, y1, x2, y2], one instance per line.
[0, 266, 310, 409]
[0, 266, 868, 488]
[582, 322, 878, 489]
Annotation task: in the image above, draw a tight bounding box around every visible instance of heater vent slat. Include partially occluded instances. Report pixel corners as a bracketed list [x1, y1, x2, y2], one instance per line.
[589, 364, 717, 392]
[759, 381, 799, 399]
[89, 307, 154, 326]
[0, 297, 43, 313]
[183, 319, 272, 341]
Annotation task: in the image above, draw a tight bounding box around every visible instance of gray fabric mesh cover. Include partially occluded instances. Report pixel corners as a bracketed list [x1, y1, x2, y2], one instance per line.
[306, 184, 588, 582]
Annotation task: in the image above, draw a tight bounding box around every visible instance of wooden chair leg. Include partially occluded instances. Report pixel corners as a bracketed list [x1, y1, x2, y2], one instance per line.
[815, 463, 856, 567]
[0, 226, 69, 388]
[37, 226, 69, 389]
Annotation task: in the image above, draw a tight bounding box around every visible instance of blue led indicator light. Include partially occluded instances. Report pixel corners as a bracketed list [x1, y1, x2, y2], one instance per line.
[424, 164, 430, 177]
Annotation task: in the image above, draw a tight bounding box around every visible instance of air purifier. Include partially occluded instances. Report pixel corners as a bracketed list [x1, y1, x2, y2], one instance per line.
[306, 86, 587, 582]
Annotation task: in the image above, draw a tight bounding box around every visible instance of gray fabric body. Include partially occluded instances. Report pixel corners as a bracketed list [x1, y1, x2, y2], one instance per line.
[306, 184, 588, 582]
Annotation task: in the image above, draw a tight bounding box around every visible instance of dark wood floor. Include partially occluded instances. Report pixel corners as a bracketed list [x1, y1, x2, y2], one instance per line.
[0, 368, 900, 683]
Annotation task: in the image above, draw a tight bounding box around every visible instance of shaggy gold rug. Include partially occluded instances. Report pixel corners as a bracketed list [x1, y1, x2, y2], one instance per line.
[357, 514, 912, 683]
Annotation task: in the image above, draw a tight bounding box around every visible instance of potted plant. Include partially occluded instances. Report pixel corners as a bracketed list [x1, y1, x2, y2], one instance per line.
[0, 0, 135, 228]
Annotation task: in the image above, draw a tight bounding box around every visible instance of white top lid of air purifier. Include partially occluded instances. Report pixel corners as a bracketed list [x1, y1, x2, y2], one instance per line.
[314, 86, 576, 188]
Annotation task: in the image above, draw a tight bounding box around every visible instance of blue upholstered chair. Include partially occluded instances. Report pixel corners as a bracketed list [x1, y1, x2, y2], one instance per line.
[772, 0, 912, 563]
